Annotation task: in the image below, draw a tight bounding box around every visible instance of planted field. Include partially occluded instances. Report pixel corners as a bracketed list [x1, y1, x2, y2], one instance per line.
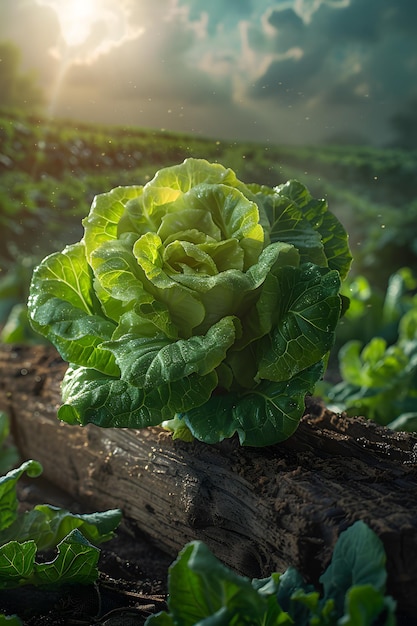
[2, 108, 416, 282]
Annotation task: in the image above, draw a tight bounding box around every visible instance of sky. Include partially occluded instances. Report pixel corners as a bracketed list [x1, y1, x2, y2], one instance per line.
[1, 0, 416, 145]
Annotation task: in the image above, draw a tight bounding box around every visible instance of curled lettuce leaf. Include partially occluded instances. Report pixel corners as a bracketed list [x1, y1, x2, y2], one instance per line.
[28, 158, 351, 445]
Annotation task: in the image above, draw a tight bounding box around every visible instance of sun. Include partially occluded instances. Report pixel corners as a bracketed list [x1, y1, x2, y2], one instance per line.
[40, 0, 101, 47]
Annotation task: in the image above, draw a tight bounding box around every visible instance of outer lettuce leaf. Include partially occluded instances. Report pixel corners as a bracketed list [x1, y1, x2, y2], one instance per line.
[89, 238, 156, 322]
[273, 180, 352, 280]
[181, 362, 323, 446]
[83, 185, 144, 255]
[103, 316, 240, 388]
[259, 192, 327, 268]
[226, 262, 340, 389]
[319, 209, 353, 281]
[256, 264, 341, 382]
[58, 364, 218, 427]
[27, 243, 119, 376]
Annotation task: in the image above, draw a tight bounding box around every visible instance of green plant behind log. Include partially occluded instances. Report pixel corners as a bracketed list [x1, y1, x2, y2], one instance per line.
[322, 306, 417, 428]
[28, 158, 351, 446]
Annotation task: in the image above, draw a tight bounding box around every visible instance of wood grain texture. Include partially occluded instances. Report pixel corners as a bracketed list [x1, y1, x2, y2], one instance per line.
[1, 343, 417, 617]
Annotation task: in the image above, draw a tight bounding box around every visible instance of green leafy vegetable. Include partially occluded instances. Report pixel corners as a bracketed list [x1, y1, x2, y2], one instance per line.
[0, 529, 99, 589]
[0, 504, 122, 552]
[0, 460, 121, 590]
[146, 541, 289, 626]
[321, 307, 417, 427]
[145, 521, 396, 626]
[333, 267, 417, 352]
[28, 158, 351, 445]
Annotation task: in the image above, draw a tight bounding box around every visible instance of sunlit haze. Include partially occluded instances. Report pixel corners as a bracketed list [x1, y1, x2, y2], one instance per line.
[1, 0, 416, 145]
[40, 0, 101, 47]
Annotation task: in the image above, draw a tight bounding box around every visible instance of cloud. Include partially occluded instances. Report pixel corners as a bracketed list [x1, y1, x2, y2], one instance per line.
[66, 5, 232, 102]
[34, 0, 146, 64]
[49, 1, 238, 135]
[263, 0, 416, 98]
[237, 0, 417, 141]
[1, 0, 416, 145]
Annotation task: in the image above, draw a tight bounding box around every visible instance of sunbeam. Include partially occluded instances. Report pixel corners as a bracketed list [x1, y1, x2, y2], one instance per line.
[37, 0, 102, 47]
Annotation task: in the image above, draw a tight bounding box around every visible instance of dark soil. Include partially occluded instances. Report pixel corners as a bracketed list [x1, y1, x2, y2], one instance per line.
[0, 476, 172, 625]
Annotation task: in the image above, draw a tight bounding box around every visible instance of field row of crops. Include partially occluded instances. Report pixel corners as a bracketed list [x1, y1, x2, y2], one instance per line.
[2, 107, 416, 284]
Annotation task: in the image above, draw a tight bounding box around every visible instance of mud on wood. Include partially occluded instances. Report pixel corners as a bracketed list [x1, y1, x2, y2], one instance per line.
[1, 343, 417, 618]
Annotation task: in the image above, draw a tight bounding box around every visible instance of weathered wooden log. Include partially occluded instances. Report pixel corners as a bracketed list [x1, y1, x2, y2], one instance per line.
[1, 343, 417, 618]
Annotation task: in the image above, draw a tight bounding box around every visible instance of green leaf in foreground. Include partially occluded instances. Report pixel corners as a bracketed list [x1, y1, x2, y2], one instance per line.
[0, 530, 99, 589]
[0, 541, 37, 587]
[320, 520, 387, 615]
[0, 460, 42, 533]
[0, 460, 121, 590]
[0, 504, 122, 552]
[33, 529, 100, 587]
[146, 541, 290, 626]
[145, 521, 396, 626]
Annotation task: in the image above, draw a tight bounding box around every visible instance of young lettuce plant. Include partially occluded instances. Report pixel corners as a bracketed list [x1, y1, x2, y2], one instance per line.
[0, 459, 121, 589]
[145, 521, 396, 626]
[0, 414, 121, 623]
[322, 307, 417, 428]
[28, 158, 351, 446]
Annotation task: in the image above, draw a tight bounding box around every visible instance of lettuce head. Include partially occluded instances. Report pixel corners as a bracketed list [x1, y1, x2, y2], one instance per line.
[28, 158, 351, 446]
